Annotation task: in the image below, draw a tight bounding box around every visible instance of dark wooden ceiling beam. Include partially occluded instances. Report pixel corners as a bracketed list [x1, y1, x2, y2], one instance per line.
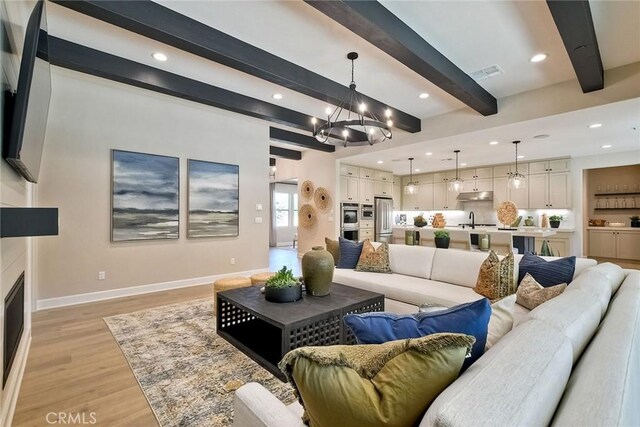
[50, 0, 421, 133]
[48, 36, 335, 133]
[546, 0, 604, 93]
[269, 127, 335, 153]
[270, 146, 302, 161]
[304, 0, 497, 116]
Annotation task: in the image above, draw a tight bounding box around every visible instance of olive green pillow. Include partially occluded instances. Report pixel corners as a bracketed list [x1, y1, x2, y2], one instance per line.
[278, 333, 475, 427]
[474, 250, 515, 301]
[325, 237, 340, 266]
[355, 241, 391, 273]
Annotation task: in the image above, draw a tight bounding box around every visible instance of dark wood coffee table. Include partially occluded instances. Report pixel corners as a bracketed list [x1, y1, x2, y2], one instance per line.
[216, 283, 384, 381]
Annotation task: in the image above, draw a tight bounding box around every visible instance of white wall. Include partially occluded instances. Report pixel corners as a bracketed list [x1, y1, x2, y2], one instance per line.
[35, 67, 272, 302]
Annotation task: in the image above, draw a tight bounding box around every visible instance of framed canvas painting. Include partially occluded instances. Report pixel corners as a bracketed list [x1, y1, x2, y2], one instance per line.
[111, 150, 180, 242]
[188, 159, 239, 238]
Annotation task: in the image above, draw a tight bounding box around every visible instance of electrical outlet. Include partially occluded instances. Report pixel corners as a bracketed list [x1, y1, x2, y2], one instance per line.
[98, 271, 106, 280]
[230, 258, 236, 265]
[256, 204, 263, 211]
[255, 217, 263, 224]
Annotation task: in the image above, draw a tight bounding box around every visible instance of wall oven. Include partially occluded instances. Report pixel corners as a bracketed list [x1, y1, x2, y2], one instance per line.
[341, 228, 359, 242]
[341, 203, 359, 229]
[361, 204, 374, 220]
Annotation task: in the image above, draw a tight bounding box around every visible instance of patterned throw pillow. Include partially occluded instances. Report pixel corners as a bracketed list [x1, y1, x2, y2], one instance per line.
[355, 241, 391, 273]
[278, 334, 475, 427]
[516, 273, 567, 310]
[474, 251, 515, 301]
[325, 237, 340, 266]
[336, 237, 365, 269]
[517, 253, 576, 287]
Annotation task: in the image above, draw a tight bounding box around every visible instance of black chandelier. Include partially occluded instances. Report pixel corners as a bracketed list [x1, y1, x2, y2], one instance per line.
[312, 52, 392, 147]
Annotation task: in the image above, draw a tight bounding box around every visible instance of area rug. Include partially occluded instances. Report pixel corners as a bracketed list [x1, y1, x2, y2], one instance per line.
[104, 298, 295, 427]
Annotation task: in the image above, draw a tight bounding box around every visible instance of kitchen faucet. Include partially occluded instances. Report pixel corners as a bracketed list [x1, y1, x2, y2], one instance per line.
[469, 211, 475, 229]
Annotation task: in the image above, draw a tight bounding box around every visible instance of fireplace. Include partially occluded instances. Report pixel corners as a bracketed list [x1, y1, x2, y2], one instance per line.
[4, 272, 24, 387]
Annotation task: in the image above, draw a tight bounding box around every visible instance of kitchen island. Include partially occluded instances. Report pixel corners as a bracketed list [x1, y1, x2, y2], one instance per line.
[392, 226, 557, 254]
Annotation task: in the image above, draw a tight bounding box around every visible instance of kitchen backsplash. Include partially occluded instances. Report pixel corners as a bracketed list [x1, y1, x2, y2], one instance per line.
[394, 201, 574, 229]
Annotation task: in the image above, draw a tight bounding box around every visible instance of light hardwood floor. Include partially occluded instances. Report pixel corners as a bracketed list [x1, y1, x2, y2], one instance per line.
[13, 284, 213, 427]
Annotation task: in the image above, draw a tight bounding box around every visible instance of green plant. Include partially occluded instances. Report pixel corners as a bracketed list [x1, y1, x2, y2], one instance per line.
[265, 266, 300, 289]
[630, 216, 640, 221]
[549, 215, 563, 222]
[434, 229, 450, 238]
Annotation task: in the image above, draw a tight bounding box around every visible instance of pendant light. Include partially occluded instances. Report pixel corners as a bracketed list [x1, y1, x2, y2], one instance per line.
[508, 140, 527, 189]
[448, 150, 464, 192]
[404, 158, 418, 195]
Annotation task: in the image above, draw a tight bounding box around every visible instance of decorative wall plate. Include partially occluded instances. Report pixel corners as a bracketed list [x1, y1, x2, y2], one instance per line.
[314, 187, 332, 213]
[496, 201, 518, 226]
[299, 204, 317, 229]
[301, 180, 314, 199]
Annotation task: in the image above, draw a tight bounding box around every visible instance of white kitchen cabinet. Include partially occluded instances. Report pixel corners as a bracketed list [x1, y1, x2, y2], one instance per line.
[433, 172, 449, 183]
[340, 164, 360, 177]
[588, 229, 640, 260]
[375, 170, 393, 182]
[475, 167, 493, 180]
[460, 169, 475, 181]
[447, 185, 461, 210]
[493, 176, 529, 209]
[359, 168, 375, 180]
[360, 228, 374, 239]
[359, 179, 374, 203]
[530, 159, 570, 175]
[418, 183, 435, 211]
[460, 167, 492, 181]
[433, 183, 450, 210]
[536, 233, 572, 257]
[340, 176, 359, 202]
[493, 163, 530, 177]
[529, 172, 571, 208]
[393, 177, 402, 210]
[374, 180, 393, 197]
[529, 174, 548, 208]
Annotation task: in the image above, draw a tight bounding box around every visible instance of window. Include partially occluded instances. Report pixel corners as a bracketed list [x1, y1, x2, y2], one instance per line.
[275, 191, 298, 227]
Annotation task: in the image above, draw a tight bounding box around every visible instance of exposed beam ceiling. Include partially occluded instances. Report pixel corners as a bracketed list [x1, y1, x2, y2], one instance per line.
[304, 0, 498, 116]
[51, 0, 421, 133]
[546, 0, 604, 93]
[47, 36, 350, 134]
[269, 127, 335, 153]
[270, 146, 302, 161]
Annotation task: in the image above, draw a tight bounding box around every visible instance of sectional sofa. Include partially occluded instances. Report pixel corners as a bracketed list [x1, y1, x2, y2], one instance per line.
[234, 245, 640, 427]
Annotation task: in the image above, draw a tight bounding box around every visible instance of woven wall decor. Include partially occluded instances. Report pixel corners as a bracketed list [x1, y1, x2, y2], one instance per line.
[496, 201, 518, 227]
[299, 204, 317, 229]
[314, 187, 332, 213]
[301, 180, 314, 200]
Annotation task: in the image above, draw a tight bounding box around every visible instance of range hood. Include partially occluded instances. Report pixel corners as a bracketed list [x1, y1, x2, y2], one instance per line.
[457, 191, 493, 202]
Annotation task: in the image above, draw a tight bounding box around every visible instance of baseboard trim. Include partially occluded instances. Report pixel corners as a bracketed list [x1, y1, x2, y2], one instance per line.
[1, 329, 31, 427]
[36, 268, 268, 311]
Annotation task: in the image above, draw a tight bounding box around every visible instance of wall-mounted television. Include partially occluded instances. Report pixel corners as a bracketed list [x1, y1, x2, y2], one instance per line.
[2, 0, 51, 183]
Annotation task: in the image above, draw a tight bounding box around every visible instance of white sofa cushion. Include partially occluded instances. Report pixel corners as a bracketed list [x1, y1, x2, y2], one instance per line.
[590, 262, 626, 294]
[332, 269, 483, 307]
[430, 249, 491, 288]
[423, 319, 573, 427]
[565, 269, 612, 318]
[388, 244, 437, 279]
[552, 271, 640, 427]
[520, 288, 602, 363]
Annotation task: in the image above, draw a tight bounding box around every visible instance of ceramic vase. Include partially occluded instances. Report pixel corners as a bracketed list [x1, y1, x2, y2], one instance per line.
[302, 246, 334, 296]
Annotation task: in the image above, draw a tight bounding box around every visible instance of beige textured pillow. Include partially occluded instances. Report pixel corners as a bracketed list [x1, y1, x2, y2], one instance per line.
[325, 237, 340, 266]
[516, 273, 567, 310]
[474, 251, 515, 301]
[355, 241, 391, 273]
[486, 294, 517, 350]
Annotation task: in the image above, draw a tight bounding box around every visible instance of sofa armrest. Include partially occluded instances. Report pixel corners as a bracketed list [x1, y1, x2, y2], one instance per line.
[233, 382, 304, 427]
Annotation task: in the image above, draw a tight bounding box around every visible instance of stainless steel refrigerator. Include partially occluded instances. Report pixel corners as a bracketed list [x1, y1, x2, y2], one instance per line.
[375, 197, 393, 243]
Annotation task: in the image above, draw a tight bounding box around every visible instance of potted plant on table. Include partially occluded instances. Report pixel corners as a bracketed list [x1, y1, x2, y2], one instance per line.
[549, 215, 563, 229]
[434, 229, 450, 249]
[264, 266, 303, 303]
[630, 216, 640, 228]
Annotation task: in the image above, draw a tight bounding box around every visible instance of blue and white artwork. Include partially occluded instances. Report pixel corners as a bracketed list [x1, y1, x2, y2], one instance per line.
[111, 150, 179, 241]
[188, 159, 239, 238]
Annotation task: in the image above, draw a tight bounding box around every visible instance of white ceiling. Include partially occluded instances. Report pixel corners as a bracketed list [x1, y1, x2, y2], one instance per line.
[46, 0, 640, 123]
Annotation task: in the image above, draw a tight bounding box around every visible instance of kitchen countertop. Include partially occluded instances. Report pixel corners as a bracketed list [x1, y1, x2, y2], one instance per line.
[587, 226, 640, 231]
[393, 225, 557, 238]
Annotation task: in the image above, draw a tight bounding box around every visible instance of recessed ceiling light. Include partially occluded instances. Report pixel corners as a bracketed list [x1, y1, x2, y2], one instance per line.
[589, 123, 603, 129]
[377, 160, 384, 164]
[152, 52, 168, 62]
[489, 141, 499, 145]
[415, 168, 421, 172]
[533, 134, 550, 139]
[530, 53, 548, 63]
[425, 152, 433, 156]
[460, 163, 467, 166]
[272, 93, 283, 100]
[601, 144, 613, 149]
[517, 155, 525, 159]
[419, 93, 430, 99]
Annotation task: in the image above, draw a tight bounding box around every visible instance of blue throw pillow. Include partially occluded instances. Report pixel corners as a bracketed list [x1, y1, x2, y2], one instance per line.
[518, 253, 576, 287]
[343, 298, 491, 371]
[336, 237, 364, 269]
